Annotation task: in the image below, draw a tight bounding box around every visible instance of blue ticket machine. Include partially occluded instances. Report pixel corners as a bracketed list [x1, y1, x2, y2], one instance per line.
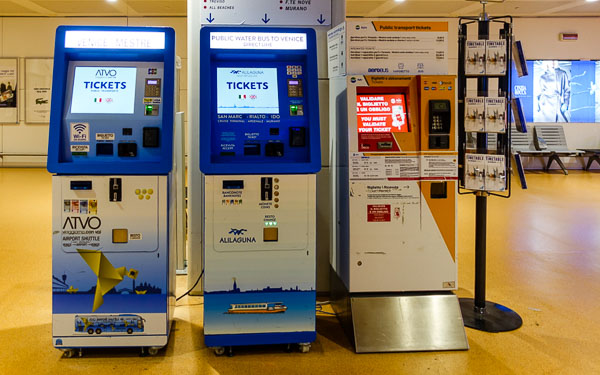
[199, 27, 321, 354]
[47, 26, 176, 356]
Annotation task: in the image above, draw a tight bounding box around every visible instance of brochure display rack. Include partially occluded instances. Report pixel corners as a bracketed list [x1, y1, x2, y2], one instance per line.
[457, 9, 522, 332]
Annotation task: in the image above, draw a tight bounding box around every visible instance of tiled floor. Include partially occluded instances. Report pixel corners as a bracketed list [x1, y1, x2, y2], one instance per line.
[1, 168, 599, 374]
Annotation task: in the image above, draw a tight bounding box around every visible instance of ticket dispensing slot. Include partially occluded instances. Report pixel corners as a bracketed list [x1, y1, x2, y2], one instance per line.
[244, 142, 261, 156]
[96, 143, 114, 156]
[428, 100, 451, 149]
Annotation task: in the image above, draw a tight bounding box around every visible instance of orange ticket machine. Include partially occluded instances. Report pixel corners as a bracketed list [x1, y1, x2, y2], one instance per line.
[329, 74, 467, 352]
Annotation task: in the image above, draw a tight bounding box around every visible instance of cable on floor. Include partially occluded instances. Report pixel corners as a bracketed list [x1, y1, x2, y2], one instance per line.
[176, 269, 204, 301]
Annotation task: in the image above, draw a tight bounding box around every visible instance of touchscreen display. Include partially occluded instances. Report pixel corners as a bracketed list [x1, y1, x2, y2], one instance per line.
[71, 66, 137, 114]
[216, 67, 279, 114]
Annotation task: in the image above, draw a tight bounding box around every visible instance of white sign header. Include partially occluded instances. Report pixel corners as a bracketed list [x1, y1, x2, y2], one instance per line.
[210, 32, 307, 50]
[64, 31, 166, 50]
[200, 0, 331, 26]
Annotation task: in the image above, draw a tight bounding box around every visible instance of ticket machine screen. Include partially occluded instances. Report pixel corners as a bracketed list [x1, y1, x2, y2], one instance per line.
[217, 67, 279, 114]
[356, 93, 409, 134]
[71, 67, 137, 114]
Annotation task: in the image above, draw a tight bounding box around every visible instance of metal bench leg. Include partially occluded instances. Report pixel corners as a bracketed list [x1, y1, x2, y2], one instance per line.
[513, 153, 527, 189]
[547, 153, 568, 175]
[587, 155, 600, 171]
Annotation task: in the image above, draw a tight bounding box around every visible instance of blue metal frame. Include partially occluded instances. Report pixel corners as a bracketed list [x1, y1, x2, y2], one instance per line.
[47, 25, 176, 175]
[199, 26, 321, 175]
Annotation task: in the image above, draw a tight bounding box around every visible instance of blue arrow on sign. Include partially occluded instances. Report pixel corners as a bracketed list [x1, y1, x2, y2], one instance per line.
[206, 13, 215, 23]
[262, 13, 271, 24]
[317, 14, 326, 24]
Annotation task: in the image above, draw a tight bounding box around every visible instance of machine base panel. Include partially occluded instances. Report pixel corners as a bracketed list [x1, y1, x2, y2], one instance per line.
[331, 267, 469, 353]
[205, 331, 316, 348]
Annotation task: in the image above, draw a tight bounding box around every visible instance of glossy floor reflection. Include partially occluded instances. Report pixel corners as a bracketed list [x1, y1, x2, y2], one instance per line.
[0, 168, 599, 374]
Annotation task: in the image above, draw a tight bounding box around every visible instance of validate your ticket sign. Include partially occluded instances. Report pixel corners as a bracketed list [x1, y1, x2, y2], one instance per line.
[199, 0, 331, 26]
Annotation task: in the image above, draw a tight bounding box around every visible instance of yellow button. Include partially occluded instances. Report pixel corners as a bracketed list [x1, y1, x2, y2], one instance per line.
[263, 227, 278, 242]
[112, 229, 128, 243]
[138, 195, 144, 200]
[135, 189, 141, 195]
[142, 189, 147, 194]
[274, 204, 279, 208]
[148, 189, 154, 195]
[274, 178, 279, 183]
[146, 195, 151, 200]
[274, 191, 279, 196]
[274, 185, 279, 190]
[274, 198, 279, 202]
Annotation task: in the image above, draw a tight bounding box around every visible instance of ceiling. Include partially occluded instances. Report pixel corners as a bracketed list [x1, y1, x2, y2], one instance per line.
[0, 0, 187, 17]
[346, 0, 600, 17]
[0, 0, 599, 17]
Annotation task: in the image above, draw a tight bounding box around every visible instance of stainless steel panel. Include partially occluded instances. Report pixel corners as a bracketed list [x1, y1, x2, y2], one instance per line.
[351, 294, 469, 353]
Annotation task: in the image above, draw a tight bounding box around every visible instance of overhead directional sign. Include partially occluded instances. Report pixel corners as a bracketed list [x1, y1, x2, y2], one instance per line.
[200, 0, 331, 26]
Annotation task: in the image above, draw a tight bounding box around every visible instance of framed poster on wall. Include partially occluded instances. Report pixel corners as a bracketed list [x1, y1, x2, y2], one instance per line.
[0, 58, 19, 124]
[25, 58, 53, 123]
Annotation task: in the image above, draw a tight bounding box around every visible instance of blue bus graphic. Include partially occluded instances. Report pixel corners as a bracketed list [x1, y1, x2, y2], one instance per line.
[75, 314, 145, 335]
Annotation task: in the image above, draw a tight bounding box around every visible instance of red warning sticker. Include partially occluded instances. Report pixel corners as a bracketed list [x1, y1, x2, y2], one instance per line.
[367, 204, 391, 222]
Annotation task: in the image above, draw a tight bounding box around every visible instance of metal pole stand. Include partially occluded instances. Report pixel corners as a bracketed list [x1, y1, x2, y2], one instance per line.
[459, 192, 522, 332]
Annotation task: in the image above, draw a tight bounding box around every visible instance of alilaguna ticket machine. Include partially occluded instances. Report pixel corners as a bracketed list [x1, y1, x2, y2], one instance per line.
[329, 74, 468, 352]
[199, 27, 321, 355]
[47, 26, 177, 356]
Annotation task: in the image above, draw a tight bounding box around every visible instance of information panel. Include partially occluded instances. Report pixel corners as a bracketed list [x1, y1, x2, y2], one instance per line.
[328, 21, 449, 77]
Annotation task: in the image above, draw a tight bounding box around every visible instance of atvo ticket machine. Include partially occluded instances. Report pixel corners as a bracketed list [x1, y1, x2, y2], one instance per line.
[200, 27, 321, 355]
[47, 26, 176, 356]
[329, 75, 469, 352]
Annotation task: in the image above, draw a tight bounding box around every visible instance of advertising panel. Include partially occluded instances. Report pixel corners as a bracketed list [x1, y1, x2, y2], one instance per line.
[512, 60, 600, 123]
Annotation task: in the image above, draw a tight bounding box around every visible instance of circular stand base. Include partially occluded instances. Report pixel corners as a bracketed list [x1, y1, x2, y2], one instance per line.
[459, 298, 523, 332]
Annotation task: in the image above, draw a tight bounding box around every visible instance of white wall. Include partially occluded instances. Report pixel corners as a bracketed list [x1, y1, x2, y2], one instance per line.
[0, 16, 187, 167]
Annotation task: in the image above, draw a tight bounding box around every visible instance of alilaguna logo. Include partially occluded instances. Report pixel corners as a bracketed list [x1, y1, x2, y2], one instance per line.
[220, 228, 256, 244]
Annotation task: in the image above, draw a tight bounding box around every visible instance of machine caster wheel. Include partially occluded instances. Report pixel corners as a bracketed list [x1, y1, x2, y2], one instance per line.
[62, 349, 75, 358]
[299, 343, 311, 353]
[214, 347, 225, 356]
[148, 347, 160, 356]
[78, 348, 83, 357]
[226, 346, 234, 357]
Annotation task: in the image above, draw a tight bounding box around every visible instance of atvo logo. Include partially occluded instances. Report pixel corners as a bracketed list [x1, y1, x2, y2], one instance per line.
[63, 216, 102, 230]
[96, 69, 117, 78]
